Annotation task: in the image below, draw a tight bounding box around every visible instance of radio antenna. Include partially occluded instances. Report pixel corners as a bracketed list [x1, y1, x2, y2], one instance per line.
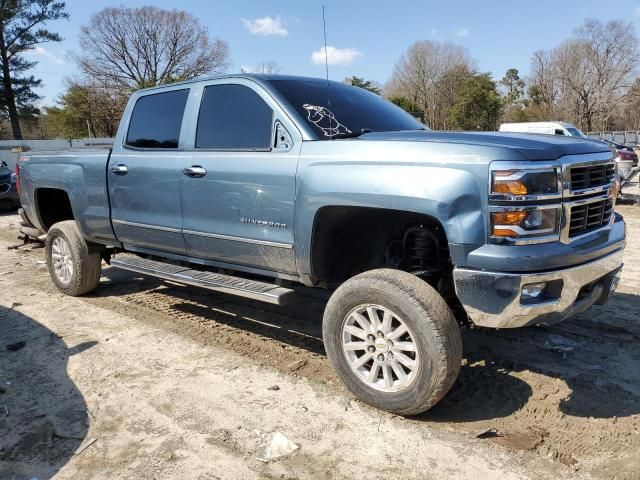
[322, 5, 333, 139]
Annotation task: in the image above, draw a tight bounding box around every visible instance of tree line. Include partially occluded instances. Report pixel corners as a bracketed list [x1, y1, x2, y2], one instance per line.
[0, 3, 639, 139]
[386, 18, 640, 132]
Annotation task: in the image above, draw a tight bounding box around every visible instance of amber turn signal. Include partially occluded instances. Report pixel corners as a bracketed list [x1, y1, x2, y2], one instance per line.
[491, 211, 529, 237]
[491, 211, 528, 225]
[492, 171, 528, 196]
[493, 180, 528, 195]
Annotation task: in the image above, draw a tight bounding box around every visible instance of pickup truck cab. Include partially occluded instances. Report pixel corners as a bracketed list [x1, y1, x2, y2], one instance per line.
[16, 74, 626, 415]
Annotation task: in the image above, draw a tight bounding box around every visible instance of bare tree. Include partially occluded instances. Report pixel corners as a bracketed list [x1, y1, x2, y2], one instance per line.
[527, 50, 560, 120]
[622, 77, 640, 129]
[241, 61, 282, 74]
[388, 40, 474, 129]
[528, 19, 640, 131]
[75, 6, 230, 90]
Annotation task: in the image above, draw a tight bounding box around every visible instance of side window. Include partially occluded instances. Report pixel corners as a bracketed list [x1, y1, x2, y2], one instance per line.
[126, 89, 189, 148]
[554, 129, 566, 136]
[196, 84, 273, 150]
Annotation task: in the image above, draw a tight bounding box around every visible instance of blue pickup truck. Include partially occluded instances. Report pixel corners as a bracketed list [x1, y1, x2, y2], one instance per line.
[16, 74, 626, 415]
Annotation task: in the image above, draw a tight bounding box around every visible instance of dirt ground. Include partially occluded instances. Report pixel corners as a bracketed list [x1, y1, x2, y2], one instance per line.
[0, 199, 639, 479]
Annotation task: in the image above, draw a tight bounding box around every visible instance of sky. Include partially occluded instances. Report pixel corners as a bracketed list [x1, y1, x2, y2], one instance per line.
[25, 0, 640, 107]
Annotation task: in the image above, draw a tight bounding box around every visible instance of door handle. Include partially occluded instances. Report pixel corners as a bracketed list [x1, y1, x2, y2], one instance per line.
[183, 165, 207, 178]
[110, 164, 128, 175]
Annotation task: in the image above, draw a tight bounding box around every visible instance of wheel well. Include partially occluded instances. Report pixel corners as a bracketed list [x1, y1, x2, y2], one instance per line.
[310, 206, 451, 287]
[35, 188, 74, 231]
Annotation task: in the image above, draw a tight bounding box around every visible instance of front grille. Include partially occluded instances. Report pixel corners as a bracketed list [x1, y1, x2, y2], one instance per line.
[570, 164, 615, 191]
[0, 183, 10, 194]
[569, 198, 613, 237]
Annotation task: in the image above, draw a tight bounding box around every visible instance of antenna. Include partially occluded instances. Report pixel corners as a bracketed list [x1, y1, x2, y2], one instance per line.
[322, 5, 333, 139]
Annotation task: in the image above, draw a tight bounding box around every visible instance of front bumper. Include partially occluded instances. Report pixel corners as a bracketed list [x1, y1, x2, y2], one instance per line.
[453, 249, 624, 328]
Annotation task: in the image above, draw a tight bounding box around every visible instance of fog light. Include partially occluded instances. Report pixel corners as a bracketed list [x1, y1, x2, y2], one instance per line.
[522, 282, 547, 300]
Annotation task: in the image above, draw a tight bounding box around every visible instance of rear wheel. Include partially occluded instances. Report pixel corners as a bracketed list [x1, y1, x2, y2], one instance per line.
[322, 269, 462, 415]
[45, 221, 102, 296]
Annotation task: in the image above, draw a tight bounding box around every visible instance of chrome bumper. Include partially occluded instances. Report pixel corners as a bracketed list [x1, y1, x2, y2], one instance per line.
[453, 249, 624, 328]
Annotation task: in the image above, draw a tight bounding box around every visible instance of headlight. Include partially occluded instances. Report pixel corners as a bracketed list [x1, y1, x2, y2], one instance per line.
[491, 169, 559, 198]
[490, 207, 560, 243]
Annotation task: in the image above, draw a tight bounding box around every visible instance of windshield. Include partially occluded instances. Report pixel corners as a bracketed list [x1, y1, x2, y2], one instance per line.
[268, 78, 425, 139]
[566, 127, 586, 138]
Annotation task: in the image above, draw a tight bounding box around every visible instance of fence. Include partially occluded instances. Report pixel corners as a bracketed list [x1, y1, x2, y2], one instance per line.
[587, 131, 640, 146]
[0, 138, 114, 170]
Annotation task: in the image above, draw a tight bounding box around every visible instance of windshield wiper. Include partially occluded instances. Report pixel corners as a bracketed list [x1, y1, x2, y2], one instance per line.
[331, 128, 372, 139]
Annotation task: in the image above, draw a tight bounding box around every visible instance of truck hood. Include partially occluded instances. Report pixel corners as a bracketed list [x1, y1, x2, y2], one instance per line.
[356, 130, 611, 161]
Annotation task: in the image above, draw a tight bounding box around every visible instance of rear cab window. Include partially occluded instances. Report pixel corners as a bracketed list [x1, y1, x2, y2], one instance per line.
[126, 89, 190, 148]
[196, 84, 273, 150]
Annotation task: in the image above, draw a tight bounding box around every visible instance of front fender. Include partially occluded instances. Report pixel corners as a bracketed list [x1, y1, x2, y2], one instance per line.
[294, 160, 487, 277]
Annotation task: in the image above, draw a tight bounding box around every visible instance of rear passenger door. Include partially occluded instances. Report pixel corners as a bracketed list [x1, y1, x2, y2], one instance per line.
[109, 87, 190, 255]
[179, 80, 301, 274]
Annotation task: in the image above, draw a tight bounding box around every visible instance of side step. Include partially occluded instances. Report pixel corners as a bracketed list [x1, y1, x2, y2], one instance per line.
[110, 256, 295, 305]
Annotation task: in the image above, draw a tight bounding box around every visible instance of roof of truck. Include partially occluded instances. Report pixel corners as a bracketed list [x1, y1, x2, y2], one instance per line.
[136, 74, 332, 93]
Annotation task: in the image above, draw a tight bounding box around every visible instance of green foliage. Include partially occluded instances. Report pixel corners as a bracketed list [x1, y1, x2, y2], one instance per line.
[503, 103, 530, 123]
[41, 85, 91, 139]
[500, 68, 525, 104]
[527, 84, 544, 106]
[345, 76, 381, 94]
[447, 73, 503, 130]
[388, 96, 420, 113]
[41, 83, 125, 139]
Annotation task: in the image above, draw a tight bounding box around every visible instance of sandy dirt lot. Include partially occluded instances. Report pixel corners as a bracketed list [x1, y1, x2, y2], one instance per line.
[0, 201, 638, 479]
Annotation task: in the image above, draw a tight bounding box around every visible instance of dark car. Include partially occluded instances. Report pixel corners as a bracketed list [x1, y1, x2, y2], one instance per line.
[0, 160, 20, 210]
[602, 139, 638, 167]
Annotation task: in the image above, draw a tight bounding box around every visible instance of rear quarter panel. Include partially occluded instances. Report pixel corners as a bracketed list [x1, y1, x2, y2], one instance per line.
[19, 149, 116, 244]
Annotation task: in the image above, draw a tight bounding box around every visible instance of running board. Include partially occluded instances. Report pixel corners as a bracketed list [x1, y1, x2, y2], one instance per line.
[110, 256, 294, 305]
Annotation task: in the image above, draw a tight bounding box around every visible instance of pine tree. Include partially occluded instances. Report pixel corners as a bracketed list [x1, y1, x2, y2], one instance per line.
[0, 0, 68, 139]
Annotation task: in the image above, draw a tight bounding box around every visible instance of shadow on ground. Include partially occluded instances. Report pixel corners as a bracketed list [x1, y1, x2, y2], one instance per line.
[0, 305, 94, 479]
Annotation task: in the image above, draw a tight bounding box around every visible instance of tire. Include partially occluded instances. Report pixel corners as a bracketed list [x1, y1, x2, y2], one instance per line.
[45, 220, 102, 296]
[322, 269, 462, 415]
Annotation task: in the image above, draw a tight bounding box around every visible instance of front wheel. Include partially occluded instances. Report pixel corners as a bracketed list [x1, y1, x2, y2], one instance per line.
[322, 269, 462, 415]
[45, 220, 102, 296]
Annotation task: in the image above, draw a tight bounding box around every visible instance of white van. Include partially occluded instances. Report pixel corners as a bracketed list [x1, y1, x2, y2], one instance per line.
[499, 121, 587, 138]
